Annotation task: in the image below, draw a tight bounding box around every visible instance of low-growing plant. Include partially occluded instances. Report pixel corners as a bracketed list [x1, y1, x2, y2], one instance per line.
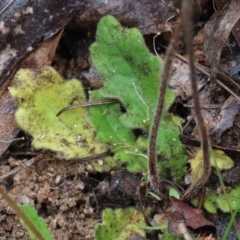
[8, 15, 189, 239]
[189, 149, 234, 186]
[11, 12, 238, 239]
[9, 66, 115, 172]
[192, 186, 240, 214]
[89, 16, 187, 182]
[9, 16, 187, 182]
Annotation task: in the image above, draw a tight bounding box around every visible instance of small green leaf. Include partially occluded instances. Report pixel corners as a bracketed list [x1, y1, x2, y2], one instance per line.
[169, 187, 180, 199]
[161, 228, 183, 240]
[19, 205, 53, 240]
[95, 208, 146, 240]
[218, 186, 240, 212]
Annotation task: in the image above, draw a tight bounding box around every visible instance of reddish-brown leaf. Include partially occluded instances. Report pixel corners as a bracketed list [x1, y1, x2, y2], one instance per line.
[170, 197, 214, 229]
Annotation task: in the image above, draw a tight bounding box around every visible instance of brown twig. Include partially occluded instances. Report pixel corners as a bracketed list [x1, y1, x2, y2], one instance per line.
[180, 135, 240, 154]
[159, 43, 240, 101]
[0, 155, 44, 181]
[56, 100, 119, 116]
[68, 151, 112, 166]
[183, 104, 222, 109]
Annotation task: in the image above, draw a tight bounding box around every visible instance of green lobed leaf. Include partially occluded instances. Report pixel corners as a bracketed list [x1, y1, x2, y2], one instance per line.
[19, 204, 53, 240]
[95, 208, 146, 240]
[90, 15, 172, 129]
[9, 67, 115, 171]
[211, 150, 234, 170]
[89, 15, 187, 182]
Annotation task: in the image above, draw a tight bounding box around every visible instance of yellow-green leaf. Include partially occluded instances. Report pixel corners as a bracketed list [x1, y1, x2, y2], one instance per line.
[9, 67, 115, 171]
[189, 149, 234, 185]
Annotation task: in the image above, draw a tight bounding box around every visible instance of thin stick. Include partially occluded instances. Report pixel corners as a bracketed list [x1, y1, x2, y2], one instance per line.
[148, 9, 185, 199]
[216, 80, 240, 101]
[0, 137, 25, 143]
[56, 100, 119, 116]
[159, 43, 240, 101]
[181, 1, 211, 200]
[179, 135, 240, 154]
[68, 151, 112, 166]
[0, 0, 14, 15]
[0, 155, 44, 181]
[183, 104, 222, 109]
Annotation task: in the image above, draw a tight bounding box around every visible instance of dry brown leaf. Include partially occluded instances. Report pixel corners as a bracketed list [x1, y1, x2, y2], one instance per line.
[169, 58, 207, 97]
[215, 0, 240, 47]
[204, 0, 240, 82]
[0, 0, 85, 86]
[170, 197, 215, 230]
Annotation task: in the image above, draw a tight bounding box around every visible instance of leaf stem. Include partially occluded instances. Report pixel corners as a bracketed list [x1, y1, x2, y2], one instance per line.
[148, 8, 185, 199]
[181, 1, 211, 200]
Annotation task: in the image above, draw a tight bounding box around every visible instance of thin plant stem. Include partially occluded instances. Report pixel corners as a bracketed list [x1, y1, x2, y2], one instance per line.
[222, 199, 240, 240]
[0, 155, 44, 181]
[68, 151, 112, 166]
[57, 100, 118, 116]
[148, 7, 185, 199]
[181, 1, 211, 200]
